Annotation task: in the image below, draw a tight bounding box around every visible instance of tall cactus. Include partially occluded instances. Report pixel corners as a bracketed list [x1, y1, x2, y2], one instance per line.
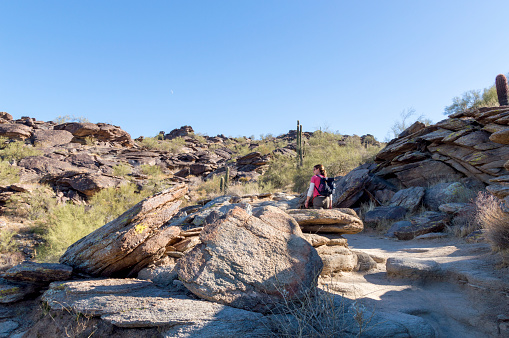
[220, 177, 225, 194]
[296, 120, 303, 167]
[496, 74, 509, 106]
[224, 167, 230, 193]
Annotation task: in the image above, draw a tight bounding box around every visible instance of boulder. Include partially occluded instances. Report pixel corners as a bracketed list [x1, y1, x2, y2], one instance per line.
[31, 129, 73, 147]
[489, 128, 509, 144]
[18, 156, 76, 175]
[2, 261, 72, 283]
[0, 280, 37, 303]
[56, 173, 126, 196]
[54, 122, 100, 137]
[39, 278, 271, 337]
[0, 113, 12, 121]
[393, 211, 450, 240]
[386, 257, 443, 280]
[385, 220, 412, 238]
[363, 206, 407, 225]
[424, 182, 472, 210]
[176, 206, 323, 313]
[287, 208, 363, 234]
[315, 245, 358, 274]
[165, 126, 194, 140]
[59, 184, 188, 277]
[0, 124, 32, 140]
[389, 186, 425, 212]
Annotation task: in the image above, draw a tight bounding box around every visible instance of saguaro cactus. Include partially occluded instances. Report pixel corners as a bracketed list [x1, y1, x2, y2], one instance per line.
[296, 120, 304, 167]
[496, 74, 509, 106]
[220, 177, 225, 194]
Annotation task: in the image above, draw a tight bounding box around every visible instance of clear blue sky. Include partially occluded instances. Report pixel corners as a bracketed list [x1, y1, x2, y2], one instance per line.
[2, 1, 509, 141]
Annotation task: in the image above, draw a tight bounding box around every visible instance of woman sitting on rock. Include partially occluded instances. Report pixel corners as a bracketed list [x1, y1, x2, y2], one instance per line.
[304, 164, 332, 209]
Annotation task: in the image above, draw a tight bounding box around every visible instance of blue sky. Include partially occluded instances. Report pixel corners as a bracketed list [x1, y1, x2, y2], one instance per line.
[2, 1, 509, 141]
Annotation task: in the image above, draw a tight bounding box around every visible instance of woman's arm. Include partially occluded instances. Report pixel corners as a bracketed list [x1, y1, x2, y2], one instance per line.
[304, 182, 315, 208]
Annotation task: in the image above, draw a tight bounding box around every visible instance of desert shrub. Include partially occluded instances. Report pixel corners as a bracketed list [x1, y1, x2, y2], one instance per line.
[35, 183, 152, 262]
[190, 175, 222, 201]
[112, 163, 132, 177]
[141, 164, 163, 179]
[0, 160, 19, 185]
[444, 85, 499, 116]
[0, 230, 17, 254]
[475, 192, 509, 253]
[138, 136, 186, 153]
[5, 185, 57, 220]
[0, 139, 41, 162]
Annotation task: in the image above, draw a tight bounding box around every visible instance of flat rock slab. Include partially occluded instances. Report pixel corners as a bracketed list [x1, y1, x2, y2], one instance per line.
[0, 280, 37, 304]
[60, 184, 187, 277]
[2, 261, 72, 283]
[41, 278, 271, 336]
[176, 206, 323, 313]
[386, 257, 443, 280]
[389, 186, 425, 213]
[394, 211, 450, 240]
[287, 208, 363, 234]
[364, 206, 407, 224]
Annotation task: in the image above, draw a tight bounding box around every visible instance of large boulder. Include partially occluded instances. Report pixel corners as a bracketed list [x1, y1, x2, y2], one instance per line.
[424, 182, 472, 210]
[363, 206, 407, 225]
[176, 206, 323, 313]
[38, 278, 271, 337]
[389, 186, 426, 212]
[286, 208, 363, 234]
[18, 156, 76, 175]
[0, 124, 32, 140]
[60, 184, 188, 277]
[2, 261, 72, 284]
[56, 173, 126, 196]
[31, 129, 74, 147]
[393, 211, 450, 240]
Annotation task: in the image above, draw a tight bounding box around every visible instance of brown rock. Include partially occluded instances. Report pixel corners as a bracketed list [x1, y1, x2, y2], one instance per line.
[394, 211, 449, 240]
[59, 184, 188, 277]
[31, 129, 74, 147]
[287, 208, 363, 234]
[0, 124, 32, 140]
[490, 128, 509, 145]
[176, 206, 322, 313]
[57, 173, 126, 196]
[0, 112, 13, 121]
[2, 261, 72, 283]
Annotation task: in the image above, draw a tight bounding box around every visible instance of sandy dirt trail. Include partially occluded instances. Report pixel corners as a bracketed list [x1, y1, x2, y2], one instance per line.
[321, 232, 509, 337]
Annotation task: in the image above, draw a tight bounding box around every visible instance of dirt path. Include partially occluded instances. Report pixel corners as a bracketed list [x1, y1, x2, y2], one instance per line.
[321, 232, 509, 337]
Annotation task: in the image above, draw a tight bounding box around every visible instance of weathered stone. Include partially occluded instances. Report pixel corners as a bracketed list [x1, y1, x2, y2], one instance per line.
[331, 168, 370, 207]
[40, 278, 271, 336]
[316, 245, 357, 274]
[353, 251, 377, 271]
[301, 233, 331, 247]
[392, 160, 459, 188]
[2, 261, 72, 283]
[0, 113, 12, 121]
[438, 202, 473, 214]
[0, 124, 32, 140]
[287, 208, 363, 234]
[57, 173, 126, 196]
[0, 280, 37, 303]
[393, 211, 450, 240]
[424, 182, 472, 210]
[453, 130, 491, 148]
[364, 206, 407, 225]
[60, 184, 188, 277]
[389, 186, 425, 212]
[385, 220, 412, 238]
[31, 129, 73, 147]
[486, 184, 509, 199]
[18, 156, 76, 175]
[54, 122, 100, 137]
[435, 118, 473, 131]
[398, 121, 425, 138]
[165, 126, 194, 140]
[176, 206, 322, 313]
[418, 128, 453, 142]
[387, 257, 442, 280]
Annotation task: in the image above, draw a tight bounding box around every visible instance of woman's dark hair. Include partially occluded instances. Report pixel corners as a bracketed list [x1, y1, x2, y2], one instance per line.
[314, 164, 327, 177]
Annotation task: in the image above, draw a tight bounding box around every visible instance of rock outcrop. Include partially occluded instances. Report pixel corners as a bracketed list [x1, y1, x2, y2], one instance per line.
[176, 206, 323, 313]
[60, 184, 188, 277]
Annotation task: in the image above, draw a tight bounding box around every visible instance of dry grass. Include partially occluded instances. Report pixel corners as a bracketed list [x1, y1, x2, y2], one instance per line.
[475, 191, 509, 253]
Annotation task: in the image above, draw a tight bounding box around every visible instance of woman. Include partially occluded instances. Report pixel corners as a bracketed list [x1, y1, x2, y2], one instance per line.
[304, 164, 332, 209]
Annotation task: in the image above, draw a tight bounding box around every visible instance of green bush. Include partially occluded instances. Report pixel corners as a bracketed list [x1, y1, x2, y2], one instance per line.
[141, 164, 163, 179]
[0, 160, 19, 185]
[35, 183, 152, 262]
[112, 163, 132, 177]
[0, 138, 41, 162]
[137, 136, 186, 153]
